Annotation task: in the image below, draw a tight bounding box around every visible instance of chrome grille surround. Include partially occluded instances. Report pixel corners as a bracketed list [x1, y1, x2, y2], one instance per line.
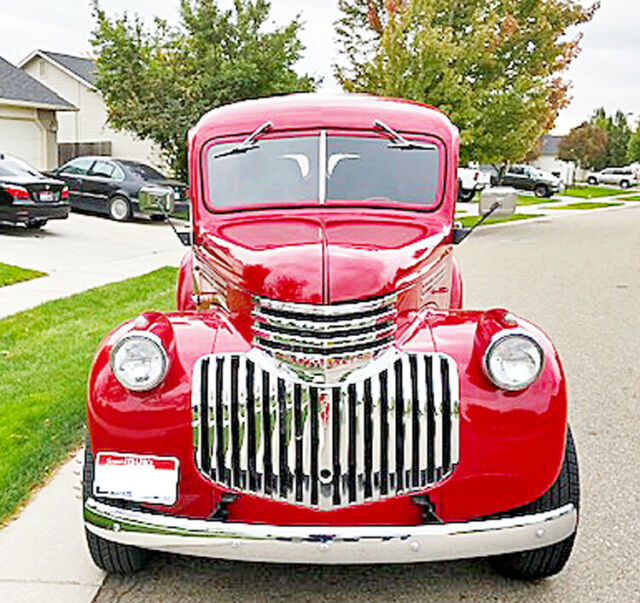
[192, 349, 460, 511]
[251, 293, 398, 384]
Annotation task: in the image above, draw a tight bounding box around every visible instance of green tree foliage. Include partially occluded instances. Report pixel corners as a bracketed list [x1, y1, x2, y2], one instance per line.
[628, 123, 640, 164]
[91, 0, 318, 176]
[590, 108, 632, 167]
[334, 0, 598, 166]
[557, 121, 608, 169]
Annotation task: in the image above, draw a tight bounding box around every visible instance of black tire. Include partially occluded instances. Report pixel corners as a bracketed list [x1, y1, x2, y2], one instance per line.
[587, 177, 597, 185]
[489, 427, 579, 580]
[534, 184, 549, 198]
[620, 180, 630, 189]
[26, 219, 47, 229]
[83, 439, 150, 574]
[108, 195, 131, 222]
[458, 189, 476, 203]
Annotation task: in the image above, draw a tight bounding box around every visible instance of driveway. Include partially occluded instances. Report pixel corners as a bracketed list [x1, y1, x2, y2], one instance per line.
[93, 207, 640, 601]
[0, 212, 186, 318]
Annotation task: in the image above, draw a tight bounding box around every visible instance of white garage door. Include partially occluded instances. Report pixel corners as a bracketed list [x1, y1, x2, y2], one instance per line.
[0, 118, 43, 169]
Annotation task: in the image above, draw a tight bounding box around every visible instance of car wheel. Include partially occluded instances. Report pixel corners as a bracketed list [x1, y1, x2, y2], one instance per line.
[25, 219, 47, 230]
[488, 427, 579, 580]
[534, 184, 548, 198]
[109, 196, 131, 222]
[587, 177, 597, 185]
[458, 189, 476, 203]
[620, 180, 630, 189]
[83, 438, 150, 574]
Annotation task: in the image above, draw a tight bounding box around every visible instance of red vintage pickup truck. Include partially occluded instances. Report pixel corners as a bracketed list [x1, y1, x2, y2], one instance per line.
[83, 94, 578, 579]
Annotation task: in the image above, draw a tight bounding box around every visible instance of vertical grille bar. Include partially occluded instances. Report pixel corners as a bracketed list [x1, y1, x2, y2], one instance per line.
[332, 387, 341, 506]
[409, 355, 420, 488]
[230, 356, 241, 487]
[394, 359, 404, 492]
[363, 378, 373, 499]
[347, 383, 357, 503]
[199, 358, 211, 473]
[294, 384, 304, 502]
[246, 360, 257, 490]
[262, 371, 273, 495]
[309, 387, 319, 506]
[425, 356, 435, 483]
[379, 370, 389, 495]
[277, 378, 288, 498]
[215, 357, 226, 483]
[441, 358, 452, 473]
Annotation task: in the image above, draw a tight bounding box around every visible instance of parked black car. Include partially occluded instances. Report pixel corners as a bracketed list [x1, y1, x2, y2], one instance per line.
[501, 165, 563, 198]
[49, 157, 189, 221]
[0, 153, 70, 229]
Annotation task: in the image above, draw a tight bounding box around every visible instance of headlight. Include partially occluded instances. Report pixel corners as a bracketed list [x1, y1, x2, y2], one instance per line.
[484, 332, 543, 391]
[110, 333, 168, 391]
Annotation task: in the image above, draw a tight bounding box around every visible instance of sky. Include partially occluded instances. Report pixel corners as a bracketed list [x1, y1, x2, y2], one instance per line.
[1, 0, 638, 134]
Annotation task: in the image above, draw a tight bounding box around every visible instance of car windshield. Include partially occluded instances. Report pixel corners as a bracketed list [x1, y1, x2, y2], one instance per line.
[0, 155, 41, 178]
[205, 132, 441, 209]
[120, 161, 166, 181]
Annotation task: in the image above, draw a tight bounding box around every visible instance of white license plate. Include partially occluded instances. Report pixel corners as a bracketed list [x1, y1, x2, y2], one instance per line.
[94, 452, 179, 505]
[39, 191, 54, 201]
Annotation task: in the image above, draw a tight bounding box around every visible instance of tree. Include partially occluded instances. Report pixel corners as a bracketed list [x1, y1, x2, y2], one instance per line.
[334, 0, 598, 167]
[91, 0, 318, 176]
[628, 123, 640, 164]
[590, 108, 631, 167]
[557, 122, 608, 169]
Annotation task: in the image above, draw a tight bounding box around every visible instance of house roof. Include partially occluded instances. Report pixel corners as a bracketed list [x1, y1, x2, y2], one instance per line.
[19, 50, 97, 88]
[540, 135, 563, 156]
[0, 56, 76, 111]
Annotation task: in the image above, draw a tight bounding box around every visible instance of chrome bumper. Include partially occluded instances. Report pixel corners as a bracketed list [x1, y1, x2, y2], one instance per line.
[84, 498, 577, 565]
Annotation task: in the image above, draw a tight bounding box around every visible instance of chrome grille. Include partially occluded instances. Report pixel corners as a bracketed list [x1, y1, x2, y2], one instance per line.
[192, 351, 459, 510]
[251, 294, 397, 383]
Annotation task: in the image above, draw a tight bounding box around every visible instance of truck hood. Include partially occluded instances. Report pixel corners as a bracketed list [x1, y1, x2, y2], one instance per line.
[194, 212, 450, 304]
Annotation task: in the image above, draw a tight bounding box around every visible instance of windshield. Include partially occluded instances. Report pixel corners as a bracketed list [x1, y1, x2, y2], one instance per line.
[0, 155, 41, 178]
[205, 132, 441, 210]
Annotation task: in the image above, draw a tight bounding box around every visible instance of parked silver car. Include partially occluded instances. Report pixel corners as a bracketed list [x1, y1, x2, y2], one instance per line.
[587, 167, 638, 189]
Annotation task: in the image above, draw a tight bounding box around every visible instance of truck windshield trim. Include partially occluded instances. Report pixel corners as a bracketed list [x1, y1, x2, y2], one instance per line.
[202, 129, 445, 212]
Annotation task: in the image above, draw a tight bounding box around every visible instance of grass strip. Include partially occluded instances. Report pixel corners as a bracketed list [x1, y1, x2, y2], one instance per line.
[562, 186, 628, 199]
[617, 195, 640, 201]
[516, 195, 560, 207]
[0, 267, 177, 524]
[547, 201, 624, 210]
[0, 263, 47, 288]
[455, 213, 543, 228]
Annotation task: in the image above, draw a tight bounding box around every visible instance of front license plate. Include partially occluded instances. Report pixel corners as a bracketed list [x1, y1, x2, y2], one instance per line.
[94, 452, 179, 505]
[39, 191, 55, 201]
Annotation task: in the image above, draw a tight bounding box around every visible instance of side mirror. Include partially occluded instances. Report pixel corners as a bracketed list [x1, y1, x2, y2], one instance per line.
[479, 187, 517, 218]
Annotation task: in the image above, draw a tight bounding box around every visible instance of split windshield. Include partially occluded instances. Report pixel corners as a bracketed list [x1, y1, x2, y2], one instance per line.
[205, 133, 441, 209]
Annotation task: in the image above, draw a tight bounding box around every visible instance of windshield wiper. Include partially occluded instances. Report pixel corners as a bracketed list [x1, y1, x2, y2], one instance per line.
[213, 121, 273, 158]
[374, 120, 438, 151]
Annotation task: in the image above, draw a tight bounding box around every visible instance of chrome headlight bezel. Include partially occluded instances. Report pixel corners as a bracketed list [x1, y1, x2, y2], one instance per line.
[110, 332, 169, 392]
[483, 330, 544, 392]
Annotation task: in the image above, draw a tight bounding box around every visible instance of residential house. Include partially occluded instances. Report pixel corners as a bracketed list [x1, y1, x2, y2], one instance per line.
[530, 135, 576, 185]
[19, 50, 163, 168]
[0, 56, 76, 170]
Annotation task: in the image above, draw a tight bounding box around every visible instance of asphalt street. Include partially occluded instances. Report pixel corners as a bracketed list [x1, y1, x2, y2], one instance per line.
[91, 206, 640, 602]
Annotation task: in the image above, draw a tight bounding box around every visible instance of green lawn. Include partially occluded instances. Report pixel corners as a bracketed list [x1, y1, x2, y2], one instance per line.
[0, 263, 47, 288]
[618, 195, 640, 201]
[0, 267, 177, 524]
[547, 201, 624, 210]
[456, 213, 543, 228]
[562, 186, 628, 199]
[516, 195, 560, 206]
